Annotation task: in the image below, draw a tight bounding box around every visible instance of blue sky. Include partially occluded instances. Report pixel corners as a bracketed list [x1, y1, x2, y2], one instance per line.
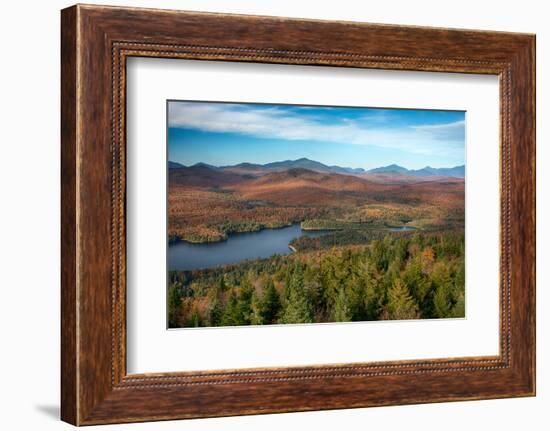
[167, 101, 465, 170]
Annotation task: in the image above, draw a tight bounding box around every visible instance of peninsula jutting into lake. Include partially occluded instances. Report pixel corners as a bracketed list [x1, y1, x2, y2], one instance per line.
[167, 101, 465, 328]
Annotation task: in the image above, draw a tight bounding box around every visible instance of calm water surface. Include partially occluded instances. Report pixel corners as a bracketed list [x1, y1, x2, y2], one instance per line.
[388, 226, 417, 232]
[168, 223, 328, 271]
[168, 223, 417, 271]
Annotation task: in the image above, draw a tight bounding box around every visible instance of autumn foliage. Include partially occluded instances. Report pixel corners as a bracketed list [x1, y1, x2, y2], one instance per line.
[167, 164, 465, 327]
[168, 232, 465, 327]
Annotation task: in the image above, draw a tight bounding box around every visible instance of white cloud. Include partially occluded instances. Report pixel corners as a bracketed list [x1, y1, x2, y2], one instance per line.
[168, 102, 464, 156]
[413, 120, 465, 130]
[412, 120, 465, 140]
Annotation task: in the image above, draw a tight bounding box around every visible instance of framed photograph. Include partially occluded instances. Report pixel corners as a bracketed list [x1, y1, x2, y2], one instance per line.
[61, 4, 535, 425]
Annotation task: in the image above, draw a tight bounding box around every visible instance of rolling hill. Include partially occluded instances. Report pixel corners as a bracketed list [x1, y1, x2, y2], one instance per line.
[169, 164, 252, 188]
[231, 168, 390, 206]
[169, 163, 464, 204]
[168, 162, 464, 242]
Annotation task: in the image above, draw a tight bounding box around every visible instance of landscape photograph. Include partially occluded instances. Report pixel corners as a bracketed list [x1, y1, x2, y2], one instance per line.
[167, 100, 466, 328]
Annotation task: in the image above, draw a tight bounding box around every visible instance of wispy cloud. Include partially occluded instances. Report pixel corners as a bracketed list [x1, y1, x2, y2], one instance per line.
[168, 102, 464, 157]
[412, 120, 465, 140]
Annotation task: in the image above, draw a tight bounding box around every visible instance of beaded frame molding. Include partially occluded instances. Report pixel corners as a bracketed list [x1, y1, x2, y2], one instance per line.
[61, 4, 535, 425]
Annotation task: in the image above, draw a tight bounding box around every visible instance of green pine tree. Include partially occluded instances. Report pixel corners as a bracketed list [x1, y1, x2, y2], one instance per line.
[260, 278, 281, 324]
[304, 265, 324, 319]
[450, 291, 465, 318]
[333, 288, 352, 322]
[249, 290, 264, 325]
[450, 260, 465, 317]
[237, 278, 254, 325]
[433, 284, 452, 317]
[280, 267, 313, 324]
[431, 262, 454, 318]
[221, 290, 241, 326]
[384, 279, 419, 320]
[207, 297, 223, 326]
[167, 284, 182, 328]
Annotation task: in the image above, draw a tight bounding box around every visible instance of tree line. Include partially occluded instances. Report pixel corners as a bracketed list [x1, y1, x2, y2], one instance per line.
[168, 232, 465, 328]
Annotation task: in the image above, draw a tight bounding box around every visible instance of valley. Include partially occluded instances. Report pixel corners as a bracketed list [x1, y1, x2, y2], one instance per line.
[168, 158, 465, 245]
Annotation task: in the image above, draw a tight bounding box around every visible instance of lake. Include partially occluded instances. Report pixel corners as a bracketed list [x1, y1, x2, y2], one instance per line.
[388, 226, 417, 232]
[168, 223, 417, 271]
[168, 223, 329, 271]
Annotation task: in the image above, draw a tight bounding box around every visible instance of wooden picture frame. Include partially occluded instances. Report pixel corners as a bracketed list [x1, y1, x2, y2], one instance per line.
[61, 4, 535, 425]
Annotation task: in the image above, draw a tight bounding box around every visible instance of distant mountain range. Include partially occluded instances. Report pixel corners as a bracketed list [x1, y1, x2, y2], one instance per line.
[367, 164, 465, 178]
[222, 158, 367, 175]
[169, 158, 465, 178]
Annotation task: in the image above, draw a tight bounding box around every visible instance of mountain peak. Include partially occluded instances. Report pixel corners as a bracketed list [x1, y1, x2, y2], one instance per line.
[367, 164, 408, 174]
[168, 160, 186, 169]
[191, 162, 218, 169]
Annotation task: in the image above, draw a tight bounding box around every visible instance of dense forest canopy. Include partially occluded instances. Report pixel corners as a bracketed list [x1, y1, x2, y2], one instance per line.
[168, 232, 465, 328]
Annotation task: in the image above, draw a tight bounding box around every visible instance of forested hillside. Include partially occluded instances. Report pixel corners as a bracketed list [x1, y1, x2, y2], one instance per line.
[168, 164, 464, 243]
[168, 232, 465, 327]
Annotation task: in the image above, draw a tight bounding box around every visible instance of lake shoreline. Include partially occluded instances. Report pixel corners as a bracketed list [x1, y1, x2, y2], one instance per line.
[170, 222, 303, 245]
[168, 223, 331, 271]
[171, 222, 418, 246]
[168, 221, 419, 271]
